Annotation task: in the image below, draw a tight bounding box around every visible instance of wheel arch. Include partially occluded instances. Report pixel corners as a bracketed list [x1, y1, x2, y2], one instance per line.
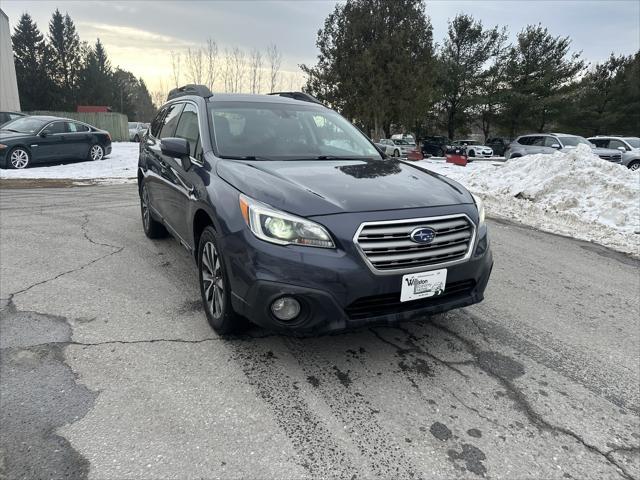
[193, 208, 216, 260]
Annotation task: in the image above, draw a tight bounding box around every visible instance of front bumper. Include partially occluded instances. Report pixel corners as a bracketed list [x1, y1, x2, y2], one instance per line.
[221, 207, 493, 333]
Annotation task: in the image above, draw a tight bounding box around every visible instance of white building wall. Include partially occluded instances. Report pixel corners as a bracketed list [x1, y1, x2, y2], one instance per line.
[0, 9, 20, 111]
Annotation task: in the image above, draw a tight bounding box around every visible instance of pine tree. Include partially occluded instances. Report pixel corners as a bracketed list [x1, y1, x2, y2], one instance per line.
[436, 14, 506, 139]
[301, 0, 434, 138]
[48, 10, 82, 108]
[11, 13, 54, 110]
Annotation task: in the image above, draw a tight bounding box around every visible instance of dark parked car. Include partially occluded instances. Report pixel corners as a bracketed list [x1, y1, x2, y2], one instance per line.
[486, 137, 511, 156]
[421, 136, 451, 157]
[0, 111, 27, 127]
[0, 116, 111, 169]
[138, 84, 493, 334]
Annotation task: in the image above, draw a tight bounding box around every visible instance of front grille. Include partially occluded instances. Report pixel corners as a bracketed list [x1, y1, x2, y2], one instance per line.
[355, 215, 475, 272]
[345, 279, 476, 320]
[599, 153, 622, 162]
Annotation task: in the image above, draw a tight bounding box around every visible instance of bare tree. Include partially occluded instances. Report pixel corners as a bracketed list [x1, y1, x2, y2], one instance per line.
[222, 48, 233, 92]
[151, 78, 169, 108]
[249, 48, 263, 94]
[186, 47, 204, 84]
[170, 51, 181, 87]
[266, 43, 282, 93]
[205, 38, 219, 91]
[231, 47, 246, 93]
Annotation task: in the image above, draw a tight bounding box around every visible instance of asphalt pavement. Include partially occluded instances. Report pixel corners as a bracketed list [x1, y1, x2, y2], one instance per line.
[0, 184, 638, 480]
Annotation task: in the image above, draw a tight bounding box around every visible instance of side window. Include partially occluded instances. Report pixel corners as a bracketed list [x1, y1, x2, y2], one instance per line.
[159, 103, 185, 139]
[543, 136, 559, 147]
[517, 136, 532, 145]
[66, 122, 89, 133]
[43, 122, 66, 134]
[608, 139, 627, 150]
[530, 136, 545, 146]
[174, 103, 200, 158]
[150, 109, 166, 138]
[590, 139, 607, 148]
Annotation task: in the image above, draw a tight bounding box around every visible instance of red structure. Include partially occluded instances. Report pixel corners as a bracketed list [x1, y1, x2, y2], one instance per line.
[77, 105, 112, 113]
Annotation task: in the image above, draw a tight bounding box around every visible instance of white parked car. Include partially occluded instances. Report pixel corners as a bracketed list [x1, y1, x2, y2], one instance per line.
[377, 138, 414, 157]
[452, 139, 493, 158]
[391, 133, 416, 145]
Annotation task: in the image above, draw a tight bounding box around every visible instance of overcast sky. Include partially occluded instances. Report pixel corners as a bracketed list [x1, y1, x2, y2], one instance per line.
[3, 0, 639, 93]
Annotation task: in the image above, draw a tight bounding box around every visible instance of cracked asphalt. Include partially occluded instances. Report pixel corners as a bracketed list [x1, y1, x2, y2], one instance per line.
[1, 184, 638, 480]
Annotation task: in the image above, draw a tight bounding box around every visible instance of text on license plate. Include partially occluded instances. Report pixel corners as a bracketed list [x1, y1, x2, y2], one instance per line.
[400, 269, 447, 302]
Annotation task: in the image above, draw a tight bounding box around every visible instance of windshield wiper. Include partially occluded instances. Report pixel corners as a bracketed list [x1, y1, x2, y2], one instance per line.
[301, 155, 377, 161]
[1, 129, 20, 133]
[219, 155, 273, 161]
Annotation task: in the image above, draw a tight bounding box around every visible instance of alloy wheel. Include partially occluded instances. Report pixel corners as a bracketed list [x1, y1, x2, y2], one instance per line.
[90, 145, 104, 161]
[201, 241, 224, 319]
[10, 149, 29, 169]
[630, 162, 640, 172]
[141, 185, 151, 231]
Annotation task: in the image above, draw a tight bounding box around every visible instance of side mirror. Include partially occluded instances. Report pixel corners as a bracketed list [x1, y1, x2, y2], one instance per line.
[551, 143, 561, 149]
[617, 146, 627, 152]
[160, 137, 191, 168]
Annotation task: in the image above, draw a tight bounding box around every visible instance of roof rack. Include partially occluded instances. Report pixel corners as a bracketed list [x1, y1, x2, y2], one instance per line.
[167, 84, 213, 101]
[267, 91, 323, 105]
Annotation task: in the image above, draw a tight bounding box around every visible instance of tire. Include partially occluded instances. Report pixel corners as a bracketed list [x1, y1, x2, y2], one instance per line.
[7, 147, 30, 169]
[140, 182, 168, 239]
[438, 147, 446, 157]
[468, 150, 476, 158]
[393, 149, 400, 157]
[198, 226, 247, 334]
[134, 135, 140, 143]
[628, 161, 640, 171]
[88, 144, 104, 161]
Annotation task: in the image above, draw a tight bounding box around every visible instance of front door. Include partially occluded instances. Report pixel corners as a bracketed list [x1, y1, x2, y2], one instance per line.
[32, 121, 66, 162]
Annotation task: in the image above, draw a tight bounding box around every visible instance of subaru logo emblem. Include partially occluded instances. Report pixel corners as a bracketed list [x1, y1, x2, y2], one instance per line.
[410, 227, 436, 244]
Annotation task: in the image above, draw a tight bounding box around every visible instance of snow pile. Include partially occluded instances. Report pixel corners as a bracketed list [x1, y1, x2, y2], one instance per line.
[416, 144, 640, 256]
[0, 142, 138, 182]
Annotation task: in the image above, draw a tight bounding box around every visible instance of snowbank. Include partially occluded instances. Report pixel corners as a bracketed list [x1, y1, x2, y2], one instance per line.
[0, 142, 138, 182]
[416, 144, 640, 256]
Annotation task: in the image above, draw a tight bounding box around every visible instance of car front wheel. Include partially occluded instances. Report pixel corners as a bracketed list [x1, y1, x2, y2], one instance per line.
[393, 149, 400, 157]
[628, 160, 640, 171]
[89, 144, 104, 161]
[8, 147, 30, 169]
[198, 226, 247, 334]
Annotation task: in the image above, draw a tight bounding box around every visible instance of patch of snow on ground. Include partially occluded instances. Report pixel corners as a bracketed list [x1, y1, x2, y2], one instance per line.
[0, 142, 139, 182]
[416, 144, 640, 256]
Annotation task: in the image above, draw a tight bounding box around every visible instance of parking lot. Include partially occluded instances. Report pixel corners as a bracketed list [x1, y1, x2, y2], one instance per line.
[1, 184, 639, 480]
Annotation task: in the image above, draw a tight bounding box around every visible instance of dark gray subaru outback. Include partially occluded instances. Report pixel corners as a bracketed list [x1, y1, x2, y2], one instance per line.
[138, 85, 493, 334]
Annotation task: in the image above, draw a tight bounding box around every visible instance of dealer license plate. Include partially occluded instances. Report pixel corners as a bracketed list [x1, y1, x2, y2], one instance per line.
[400, 269, 447, 302]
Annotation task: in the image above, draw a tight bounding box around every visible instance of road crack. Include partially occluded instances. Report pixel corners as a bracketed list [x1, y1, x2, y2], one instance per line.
[431, 321, 639, 480]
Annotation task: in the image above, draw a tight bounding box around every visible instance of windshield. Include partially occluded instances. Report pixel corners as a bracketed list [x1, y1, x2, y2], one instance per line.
[209, 101, 381, 160]
[1, 117, 49, 134]
[624, 138, 640, 148]
[393, 139, 409, 145]
[559, 136, 592, 147]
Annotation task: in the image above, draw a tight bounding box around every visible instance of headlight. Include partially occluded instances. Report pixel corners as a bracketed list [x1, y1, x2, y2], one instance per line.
[472, 194, 485, 226]
[0, 144, 7, 149]
[239, 194, 335, 248]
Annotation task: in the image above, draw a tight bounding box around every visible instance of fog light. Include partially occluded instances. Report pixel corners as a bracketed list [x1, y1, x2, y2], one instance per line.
[271, 296, 301, 321]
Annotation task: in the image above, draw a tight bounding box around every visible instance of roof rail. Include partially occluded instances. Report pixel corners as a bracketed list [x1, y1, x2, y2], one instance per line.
[167, 84, 213, 101]
[267, 91, 323, 105]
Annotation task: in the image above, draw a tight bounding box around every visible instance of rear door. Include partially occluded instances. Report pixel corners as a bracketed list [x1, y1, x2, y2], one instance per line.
[65, 121, 92, 159]
[151, 102, 185, 230]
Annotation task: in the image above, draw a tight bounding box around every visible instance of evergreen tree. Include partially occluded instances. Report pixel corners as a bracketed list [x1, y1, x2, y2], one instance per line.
[502, 25, 584, 136]
[11, 13, 54, 110]
[78, 39, 114, 106]
[436, 14, 506, 139]
[48, 10, 82, 108]
[301, 0, 434, 138]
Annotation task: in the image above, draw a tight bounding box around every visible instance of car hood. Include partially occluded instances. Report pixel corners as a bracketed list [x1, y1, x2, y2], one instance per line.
[216, 159, 473, 217]
[590, 147, 622, 155]
[0, 131, 32, 141]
